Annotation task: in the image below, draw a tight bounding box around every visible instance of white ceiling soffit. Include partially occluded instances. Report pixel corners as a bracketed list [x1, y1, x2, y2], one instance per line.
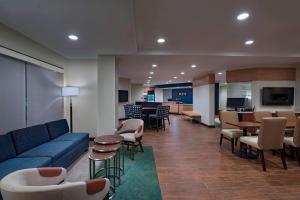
[0, 0, 137, 58]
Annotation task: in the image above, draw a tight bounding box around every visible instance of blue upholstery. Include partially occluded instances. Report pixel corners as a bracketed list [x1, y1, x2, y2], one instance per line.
[0, 157, 51, 180]
[52, 132, 89, 144]
[11, 125, 50, 154]
[17, 141, 74, 164]
[46, 119, 69, 139]
[0, 134, 16, 163]
[52, 139, 88, 167]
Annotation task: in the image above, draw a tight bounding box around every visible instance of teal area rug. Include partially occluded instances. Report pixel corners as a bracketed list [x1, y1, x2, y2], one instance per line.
[96, 146, 162, 200]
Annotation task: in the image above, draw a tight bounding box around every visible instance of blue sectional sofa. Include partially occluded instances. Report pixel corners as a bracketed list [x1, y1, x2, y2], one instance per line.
[0, 119, 89, 200]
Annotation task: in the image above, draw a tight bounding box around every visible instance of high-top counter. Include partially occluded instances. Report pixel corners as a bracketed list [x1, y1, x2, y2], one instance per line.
[162, 101, 192, 114]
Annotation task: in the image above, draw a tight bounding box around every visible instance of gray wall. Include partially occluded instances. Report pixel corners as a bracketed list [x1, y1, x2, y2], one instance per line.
[0, 55, 26, 134]
[26, 63, 64, 126]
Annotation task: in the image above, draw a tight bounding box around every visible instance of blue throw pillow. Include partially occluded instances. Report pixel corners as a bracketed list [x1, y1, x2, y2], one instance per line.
[0, 134, 16, 162]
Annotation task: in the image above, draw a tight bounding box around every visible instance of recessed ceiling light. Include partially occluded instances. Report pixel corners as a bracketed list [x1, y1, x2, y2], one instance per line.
[157, 38, 166, 44]
[191, 64, 197, 68]
[187, 80, 192, 83]
[173, 76, 178, 79]
[237, 12, 249, 21]
[217, 72, 223, 75]
[169, 80, 172, 83]
[68, 34, 79, 41]
[150, 71, 154, 75]
[148, 76, 152, 79]
[245, 40, 254, 45]
[180, 72, 185, 75]
[152, 64, 157, 68]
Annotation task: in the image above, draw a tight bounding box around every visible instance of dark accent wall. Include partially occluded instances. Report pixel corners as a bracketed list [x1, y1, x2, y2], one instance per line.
[172, 88, 193, 104]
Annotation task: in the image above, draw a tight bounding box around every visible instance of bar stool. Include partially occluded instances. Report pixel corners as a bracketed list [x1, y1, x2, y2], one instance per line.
[94, 135, 125, 176]
[88, 151, 116, 194]
[93, 143, 122, 185]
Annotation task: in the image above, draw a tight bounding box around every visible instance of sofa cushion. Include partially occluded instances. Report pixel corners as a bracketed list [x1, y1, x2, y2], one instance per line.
[17, 141, 74, 163]
[0, 134, 16, 162]
[52, 132, 89, 144]
[46, 119, 69, 139]
[11, 125, 50, 155]
[0, 157, 51, 180]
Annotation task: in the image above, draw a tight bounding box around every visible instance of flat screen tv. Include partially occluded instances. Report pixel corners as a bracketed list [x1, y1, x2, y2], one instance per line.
[262, 87, 294, 106]
[118, 90, 128, 102]
[227, 98, 246, 108]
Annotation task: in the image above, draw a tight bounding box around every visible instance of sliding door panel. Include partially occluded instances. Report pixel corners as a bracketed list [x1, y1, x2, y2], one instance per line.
[0, 55, 26, 134]
[26, 64, 63, 126]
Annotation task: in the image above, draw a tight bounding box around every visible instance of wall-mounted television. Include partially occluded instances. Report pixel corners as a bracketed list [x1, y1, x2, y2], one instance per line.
[226, 98, 246, 108]
[262, 87, 294, 106]
[118, 90, 128, 102]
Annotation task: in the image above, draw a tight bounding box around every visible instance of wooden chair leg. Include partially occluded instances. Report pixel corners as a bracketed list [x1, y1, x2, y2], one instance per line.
[168, 117, 170, 125]
[240, 142, 243, 158]
[156, 119, 159, 132]
[219, 134, 223, 146]
[235, 138, 238, 146]
[131, 145, 135, 160]
[139, 141, 144, 152]
[163, 119, 165, 131]
[296, 148, 300, 166]
[280, 148, 287, 170]
[260, 150, 266, 171]
[231, 138, 234, 154]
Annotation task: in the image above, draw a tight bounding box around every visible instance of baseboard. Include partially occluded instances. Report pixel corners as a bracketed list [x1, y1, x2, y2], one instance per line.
[201, 122, 215, 128]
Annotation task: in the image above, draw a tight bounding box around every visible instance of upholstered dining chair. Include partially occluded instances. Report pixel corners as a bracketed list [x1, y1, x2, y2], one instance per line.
[149, 105, 166, 131]
[240, 117, 287, 171]
[253, 111, 273, 134]
[163, 106, 171, 126]
[0, 167, 110, 200]
[284, 117, 300, 166]
[131, 105, 143, 119]
[277, 111, 296, 134]
[123, 104, 133, 119]
[219, 111, 243, 154]
[115, 119, 144, 160]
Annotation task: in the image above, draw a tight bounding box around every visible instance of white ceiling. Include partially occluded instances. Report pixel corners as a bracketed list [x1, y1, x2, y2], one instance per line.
[0, 0, 300, 84]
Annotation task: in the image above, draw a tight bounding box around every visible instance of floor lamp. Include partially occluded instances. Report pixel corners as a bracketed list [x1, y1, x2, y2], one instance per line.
[62, 86, 80, 132]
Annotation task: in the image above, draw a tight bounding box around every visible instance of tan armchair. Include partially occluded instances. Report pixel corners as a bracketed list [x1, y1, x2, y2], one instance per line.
[219, 111, 243, 154]
[253, 111, 273, 134]
[284, 118, 300, 166]
[240, 117, 287, 171]
[277, 111, 296, 134]
[115, 119, 144, 160]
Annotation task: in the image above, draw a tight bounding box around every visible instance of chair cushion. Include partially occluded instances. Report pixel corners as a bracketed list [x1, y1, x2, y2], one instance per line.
[46, 119, 69, 139]
[240, 136, 260, 149]
[120, 133, 136, 142]
[0, 134, 16, 162]
[11, 125, 50, 155]
[0, 157, 51, 180]
[52, 132, 89, 145]
[221, 129, 242, 139]
[284, 137, 295, 147]
[17, 141, 74, 163]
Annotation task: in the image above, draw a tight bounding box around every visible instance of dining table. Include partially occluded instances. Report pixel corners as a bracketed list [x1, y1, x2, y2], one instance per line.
[226, 121, 261, 136]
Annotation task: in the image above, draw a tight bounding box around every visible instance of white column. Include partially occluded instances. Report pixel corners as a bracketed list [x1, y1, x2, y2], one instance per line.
[97, 55, 117, 135]
[296, 67, 300, 112]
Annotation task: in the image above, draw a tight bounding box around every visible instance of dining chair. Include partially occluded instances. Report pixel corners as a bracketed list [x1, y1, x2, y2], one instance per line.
[240, 117, 287, 171]
[115, 119, 144, 160]
[149, 105, 165, 131]
[283, 117, 300, 166]
[131, 105, 143, 119]
[254, 111, 273, 134]
[124, 104, 133, 119]
[277, 111, 296, 134]
[219, 111, 243, 154]
[163, 106, 171, 126]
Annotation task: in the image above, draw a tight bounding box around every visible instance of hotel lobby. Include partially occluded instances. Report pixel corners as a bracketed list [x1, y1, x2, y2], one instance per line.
[1, 1, 300, 200]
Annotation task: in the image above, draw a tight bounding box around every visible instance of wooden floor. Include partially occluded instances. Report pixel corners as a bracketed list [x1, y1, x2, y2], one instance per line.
[142, 115, 300, 200]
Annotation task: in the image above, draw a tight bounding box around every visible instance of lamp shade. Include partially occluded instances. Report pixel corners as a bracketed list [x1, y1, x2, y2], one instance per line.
[62, 86, 80, 97]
